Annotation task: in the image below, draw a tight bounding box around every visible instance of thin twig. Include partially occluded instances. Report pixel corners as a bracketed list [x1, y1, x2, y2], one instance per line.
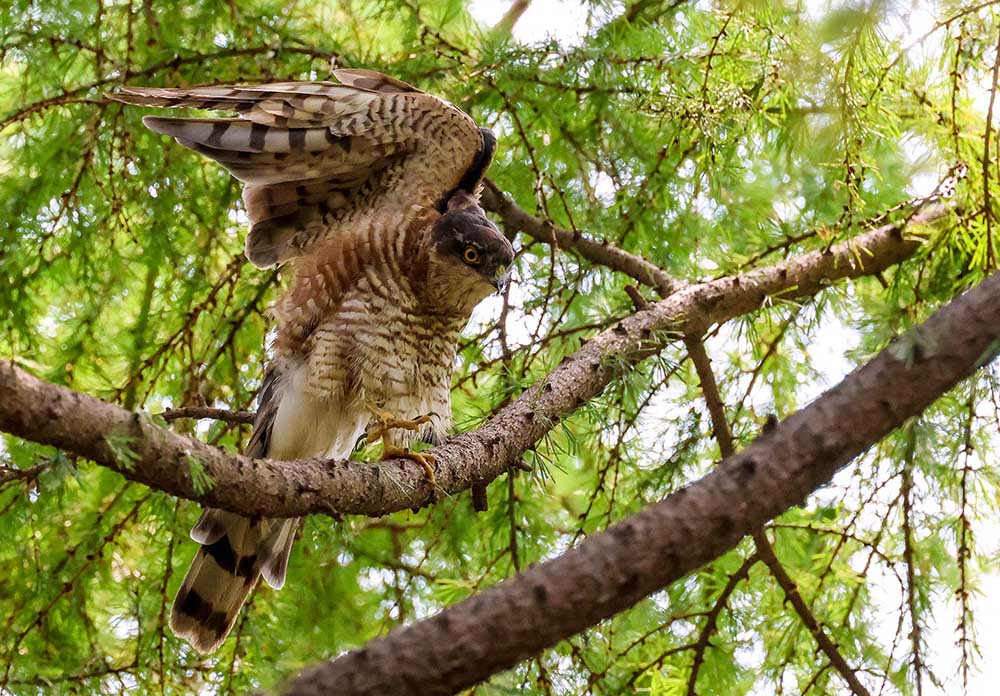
[755, 531, 872, 696]
[159, 406, 255, 425]
[685, 553, 757, 695]
[685, 335, 871, 696]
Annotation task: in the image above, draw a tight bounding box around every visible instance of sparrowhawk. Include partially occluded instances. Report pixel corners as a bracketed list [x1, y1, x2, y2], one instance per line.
[111, 69, 513, 653]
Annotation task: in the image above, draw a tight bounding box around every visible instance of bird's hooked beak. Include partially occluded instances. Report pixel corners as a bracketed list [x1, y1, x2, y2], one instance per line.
[491, 264, 511, 293]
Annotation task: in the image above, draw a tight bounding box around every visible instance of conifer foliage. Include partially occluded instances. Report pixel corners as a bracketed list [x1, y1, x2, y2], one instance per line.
[2, 1, 1000, 694]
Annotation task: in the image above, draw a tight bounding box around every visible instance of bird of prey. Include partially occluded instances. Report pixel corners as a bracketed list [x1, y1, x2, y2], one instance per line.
[110, 69, 513, 653]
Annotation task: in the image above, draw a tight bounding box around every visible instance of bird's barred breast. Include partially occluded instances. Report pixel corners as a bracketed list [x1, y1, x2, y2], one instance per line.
[268, 202, 472, 442]
[306, 293, 463, 396]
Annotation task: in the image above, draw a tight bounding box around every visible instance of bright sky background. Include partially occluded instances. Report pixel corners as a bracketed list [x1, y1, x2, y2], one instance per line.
[467, 1, 1000, 694]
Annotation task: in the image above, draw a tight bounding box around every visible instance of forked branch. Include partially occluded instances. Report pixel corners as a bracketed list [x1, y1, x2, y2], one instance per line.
[0, 205, 945, 520]
[287, 269, 1000, 695]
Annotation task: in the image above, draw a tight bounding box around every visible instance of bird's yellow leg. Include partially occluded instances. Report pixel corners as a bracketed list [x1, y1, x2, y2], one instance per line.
[381, 443, 437, 490]
[365, 408, 438, 493]
[364, 408, 434, 443]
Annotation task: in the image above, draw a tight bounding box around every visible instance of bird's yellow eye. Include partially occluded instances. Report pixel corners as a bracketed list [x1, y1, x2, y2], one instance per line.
[463, 246, 480, 264]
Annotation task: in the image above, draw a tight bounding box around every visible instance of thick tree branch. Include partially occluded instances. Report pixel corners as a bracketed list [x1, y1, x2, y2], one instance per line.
[686, 336, 871, 695]
[0, 205, 946, 520]
[286, 267, 1000, 695]
[0, 206, 945, 519]
[160, 406, 254, 424]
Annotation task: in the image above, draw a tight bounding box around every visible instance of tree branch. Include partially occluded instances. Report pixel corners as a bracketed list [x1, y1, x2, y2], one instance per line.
[686, 331, 871, 695]
[685, 553, 757, 695]
[755, 532, 872, 696]
[901, 425, 926, 696]
[0, 207, 948, 517]
[480, 178, 681, 295]
[160, 406, 255, 424]
[0, 205, 945, 520]
[0, 462, 49, 486]
[285, 264, 1000, 694]
[493, 0, 531, 34]
[683, 337, 735, 455]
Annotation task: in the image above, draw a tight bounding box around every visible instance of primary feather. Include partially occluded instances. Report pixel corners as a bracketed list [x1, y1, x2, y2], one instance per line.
[110, 71, 485, 268]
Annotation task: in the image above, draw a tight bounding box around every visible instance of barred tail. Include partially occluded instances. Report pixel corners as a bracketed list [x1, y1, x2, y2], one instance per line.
[170, 367, 294, 653]
[170, 511, 262, 653]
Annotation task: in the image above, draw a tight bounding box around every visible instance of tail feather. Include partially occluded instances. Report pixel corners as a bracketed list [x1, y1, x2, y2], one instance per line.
[170, 513, 262, 653]
[169, 366, 316, 652]
[189, 508, 233, 545]
[171, 511, 300, 652]
[259, 518, 299, 590]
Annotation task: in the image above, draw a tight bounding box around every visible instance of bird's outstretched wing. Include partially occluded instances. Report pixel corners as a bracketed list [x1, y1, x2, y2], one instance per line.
[109, 69, 493, 268]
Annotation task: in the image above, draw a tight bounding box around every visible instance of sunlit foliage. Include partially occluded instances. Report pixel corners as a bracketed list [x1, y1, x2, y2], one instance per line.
[2, 0, 999, 693]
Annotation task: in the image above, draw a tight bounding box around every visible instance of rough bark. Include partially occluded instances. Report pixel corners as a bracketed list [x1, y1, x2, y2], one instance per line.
[285, 268, 1000, 695]
[686, 338, 870, 694]
[0, 206, 943, 519]
[160, 406, 255, 424]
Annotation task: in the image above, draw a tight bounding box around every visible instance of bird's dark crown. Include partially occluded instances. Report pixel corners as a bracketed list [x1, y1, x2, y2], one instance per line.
[432, 193, 514, 282]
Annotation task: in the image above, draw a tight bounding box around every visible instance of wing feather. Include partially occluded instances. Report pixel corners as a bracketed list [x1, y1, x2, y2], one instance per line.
[110, 71, 489, 268]
[331, 68, 424, 94]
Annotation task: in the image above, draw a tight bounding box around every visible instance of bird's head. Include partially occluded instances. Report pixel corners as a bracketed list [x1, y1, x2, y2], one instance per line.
[426, 191, 514, 312]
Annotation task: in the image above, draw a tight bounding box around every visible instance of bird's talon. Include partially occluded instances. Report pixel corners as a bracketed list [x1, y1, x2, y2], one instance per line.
[364, 408, 435, 441]
[382, 445, 437, 499]
[365, 408, 438, 499]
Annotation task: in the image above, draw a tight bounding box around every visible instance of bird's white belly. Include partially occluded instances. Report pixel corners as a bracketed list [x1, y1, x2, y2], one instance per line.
[268, 360, 367, 461]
